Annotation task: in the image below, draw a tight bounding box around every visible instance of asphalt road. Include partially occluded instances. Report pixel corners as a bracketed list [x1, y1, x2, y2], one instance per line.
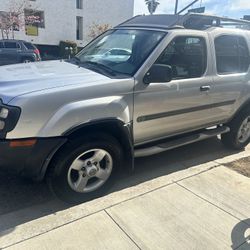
[0, 137, 238, 218]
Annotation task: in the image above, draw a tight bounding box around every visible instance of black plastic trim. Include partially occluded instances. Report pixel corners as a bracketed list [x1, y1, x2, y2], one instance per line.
[0, 101, 21, 138]
[0, 137, 67, 180]
[137, 100, 236, 123]
[63, 118, 134, 172]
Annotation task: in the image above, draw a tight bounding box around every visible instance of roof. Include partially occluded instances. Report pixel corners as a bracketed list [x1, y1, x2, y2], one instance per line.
[117, 13, 250, 31]
[117, 15, 183, 30]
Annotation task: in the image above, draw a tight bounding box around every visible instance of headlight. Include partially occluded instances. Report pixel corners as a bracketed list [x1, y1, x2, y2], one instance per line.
[0, 100, 21, 137]
[0, 108, 9, 119]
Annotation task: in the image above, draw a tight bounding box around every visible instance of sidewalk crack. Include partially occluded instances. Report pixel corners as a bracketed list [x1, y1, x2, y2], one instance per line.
[105, 210, 142, 250]
[175, 182, 250, 250]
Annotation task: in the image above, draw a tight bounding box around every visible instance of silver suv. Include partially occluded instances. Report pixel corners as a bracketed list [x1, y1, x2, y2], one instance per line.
[0, 14, 250, 203]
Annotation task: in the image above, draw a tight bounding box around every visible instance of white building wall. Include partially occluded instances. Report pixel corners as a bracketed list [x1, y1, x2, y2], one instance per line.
[0, 0, 134, 46]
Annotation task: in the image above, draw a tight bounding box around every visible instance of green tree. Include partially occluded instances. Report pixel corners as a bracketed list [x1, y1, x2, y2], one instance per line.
[145, 0, 160, 15]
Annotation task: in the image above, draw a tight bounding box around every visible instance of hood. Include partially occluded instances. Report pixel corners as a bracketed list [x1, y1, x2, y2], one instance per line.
[0, 60, 109, 103]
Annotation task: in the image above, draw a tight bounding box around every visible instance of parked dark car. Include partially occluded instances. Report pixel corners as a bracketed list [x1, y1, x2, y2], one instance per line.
[0, 39, 41, 66]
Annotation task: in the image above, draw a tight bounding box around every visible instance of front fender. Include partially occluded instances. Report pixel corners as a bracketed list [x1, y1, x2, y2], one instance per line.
[38, 95, 132, 137]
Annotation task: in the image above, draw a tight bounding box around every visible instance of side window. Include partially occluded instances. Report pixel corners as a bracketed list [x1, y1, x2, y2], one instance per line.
[215, 35, 250, 74]
[0, 42, 4, 48]
[156, 36, 207, 80]
[4, 42, 18, 49]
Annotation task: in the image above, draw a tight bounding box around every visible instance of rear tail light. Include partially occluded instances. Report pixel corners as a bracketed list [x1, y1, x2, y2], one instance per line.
[34, 48, 41, 60]
[34, 48, 40, 55]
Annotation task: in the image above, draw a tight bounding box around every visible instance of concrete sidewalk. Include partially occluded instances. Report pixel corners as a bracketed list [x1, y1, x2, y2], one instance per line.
[1, 142, 250, 249]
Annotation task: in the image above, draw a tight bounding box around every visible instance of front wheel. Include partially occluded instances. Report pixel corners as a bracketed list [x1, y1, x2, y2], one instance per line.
[47, 134, 122, 204]
[221, 109, 250, 150]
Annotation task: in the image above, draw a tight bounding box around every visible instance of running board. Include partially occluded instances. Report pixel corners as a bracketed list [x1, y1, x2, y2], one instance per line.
[134, 126, 230, 158]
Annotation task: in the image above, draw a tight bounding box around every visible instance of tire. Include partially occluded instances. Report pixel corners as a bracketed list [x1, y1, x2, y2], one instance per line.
[22, 58, 34, 63]
[221, 108, 250, 150]
[46, 133, 123, 204]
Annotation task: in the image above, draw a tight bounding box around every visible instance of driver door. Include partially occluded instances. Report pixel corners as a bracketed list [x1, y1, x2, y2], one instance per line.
[134, 33, 213, 145]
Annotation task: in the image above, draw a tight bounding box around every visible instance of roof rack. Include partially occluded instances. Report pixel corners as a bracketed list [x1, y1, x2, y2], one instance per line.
[176, 13, 250, 30]
[117, 13, 250, 31]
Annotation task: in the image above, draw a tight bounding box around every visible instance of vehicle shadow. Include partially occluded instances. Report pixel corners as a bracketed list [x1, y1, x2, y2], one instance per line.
[0, 137, 244, 237]
[231, 219, 250, 249]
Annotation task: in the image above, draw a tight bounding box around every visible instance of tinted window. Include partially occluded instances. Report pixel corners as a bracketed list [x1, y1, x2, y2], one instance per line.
[4, 42, 20, 49]
[215, 35, 250, 74]
[156, 36, 207, 80]
[0, 42, 4, 48]
[24, 42, 35, 50]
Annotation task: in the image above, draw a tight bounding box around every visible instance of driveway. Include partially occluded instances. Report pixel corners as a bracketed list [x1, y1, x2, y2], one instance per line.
[0, 137, 249, 249]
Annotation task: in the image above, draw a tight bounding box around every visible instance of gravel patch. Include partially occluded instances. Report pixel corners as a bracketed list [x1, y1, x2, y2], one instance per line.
[225, 157, 250, 178]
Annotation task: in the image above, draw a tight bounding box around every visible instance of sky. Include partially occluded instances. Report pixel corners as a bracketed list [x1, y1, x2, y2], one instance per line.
[134, 0, 250, 18]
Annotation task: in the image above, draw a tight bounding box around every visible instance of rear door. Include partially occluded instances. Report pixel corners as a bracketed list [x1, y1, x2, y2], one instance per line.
[2, 41, 20, 65]
[208, 33, 250, 123]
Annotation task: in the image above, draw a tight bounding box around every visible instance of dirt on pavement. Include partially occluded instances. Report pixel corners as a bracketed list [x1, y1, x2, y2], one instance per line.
[226, 156, 250, 178]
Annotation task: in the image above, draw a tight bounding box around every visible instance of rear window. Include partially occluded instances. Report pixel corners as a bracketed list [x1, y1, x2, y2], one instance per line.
[23, 42, 35, 50]
[215, 35, 250, 74]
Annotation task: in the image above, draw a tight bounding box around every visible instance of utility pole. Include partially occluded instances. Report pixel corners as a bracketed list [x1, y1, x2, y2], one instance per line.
[174, 0, 179, 14]
[177, 0, 199, 15]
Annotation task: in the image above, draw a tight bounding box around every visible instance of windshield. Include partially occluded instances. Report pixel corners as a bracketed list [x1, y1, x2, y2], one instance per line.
[75, 29, 166, 77]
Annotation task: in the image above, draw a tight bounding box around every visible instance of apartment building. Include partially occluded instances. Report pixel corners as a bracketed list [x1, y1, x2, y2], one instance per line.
[0, 0, 134, 49]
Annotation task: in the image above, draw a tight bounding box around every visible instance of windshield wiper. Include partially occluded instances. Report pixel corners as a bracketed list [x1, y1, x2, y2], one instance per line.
[70, 56, 81, 64]
[79, 61, 117, 76]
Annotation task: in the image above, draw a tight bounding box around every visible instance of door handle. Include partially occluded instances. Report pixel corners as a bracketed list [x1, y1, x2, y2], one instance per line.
[200, 85, 211, 92]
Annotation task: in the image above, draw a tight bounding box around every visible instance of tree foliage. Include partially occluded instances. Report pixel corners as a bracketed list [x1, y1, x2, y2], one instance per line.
[88, 23, 111, 40]
[145, 0, 160, 15]
[0, 0, 39, 39]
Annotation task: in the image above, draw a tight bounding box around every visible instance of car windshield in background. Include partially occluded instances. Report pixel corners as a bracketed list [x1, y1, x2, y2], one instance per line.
[75, 29, 166, 77]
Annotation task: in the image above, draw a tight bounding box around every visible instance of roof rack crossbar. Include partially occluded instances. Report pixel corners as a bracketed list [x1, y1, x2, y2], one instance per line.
[174, 13, 250, 30]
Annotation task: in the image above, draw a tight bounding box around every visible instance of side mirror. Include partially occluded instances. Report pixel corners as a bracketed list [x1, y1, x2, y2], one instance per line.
[144, 64, 173, 84]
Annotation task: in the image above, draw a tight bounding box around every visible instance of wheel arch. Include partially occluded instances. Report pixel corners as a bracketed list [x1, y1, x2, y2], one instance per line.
[229, 98, 250, 123]
[40, 118, 134, 180]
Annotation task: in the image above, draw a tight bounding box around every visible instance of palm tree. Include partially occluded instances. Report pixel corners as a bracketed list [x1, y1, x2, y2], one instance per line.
[145, 0, 160, 15]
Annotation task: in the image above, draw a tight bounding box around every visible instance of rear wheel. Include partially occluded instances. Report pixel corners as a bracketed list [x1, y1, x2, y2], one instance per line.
[221, 109, 250, 150]
[22, 58, 34, 63]
[47, 133, 122, 204]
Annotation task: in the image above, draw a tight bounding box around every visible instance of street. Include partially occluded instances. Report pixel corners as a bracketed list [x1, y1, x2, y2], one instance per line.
[0, 137, 236, 217]
[0, 137, 250, 249]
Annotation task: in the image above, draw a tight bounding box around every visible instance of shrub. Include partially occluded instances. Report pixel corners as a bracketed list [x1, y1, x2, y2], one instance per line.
[59, 40, 78, 59]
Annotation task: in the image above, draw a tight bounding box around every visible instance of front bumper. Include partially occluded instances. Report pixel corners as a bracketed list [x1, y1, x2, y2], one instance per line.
[0, 137, 67, 180]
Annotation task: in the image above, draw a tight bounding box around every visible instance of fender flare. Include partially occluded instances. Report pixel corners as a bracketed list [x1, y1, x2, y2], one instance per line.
[39, 118, 134, 180]
[228, 98, 250, 123]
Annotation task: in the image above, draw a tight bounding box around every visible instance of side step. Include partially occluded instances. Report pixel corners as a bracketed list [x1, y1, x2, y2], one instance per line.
[134, 126, 230, 158]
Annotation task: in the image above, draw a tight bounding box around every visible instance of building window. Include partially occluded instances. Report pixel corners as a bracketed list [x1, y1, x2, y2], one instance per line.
[76, 0, 83, 9]
[24, 9, 45, 28]
[76, 16, 83, 40]
[215, 35, 250, 74]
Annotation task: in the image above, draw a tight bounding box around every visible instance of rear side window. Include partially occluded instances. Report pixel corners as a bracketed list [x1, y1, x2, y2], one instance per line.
[0, 42, 4, 48]
[215, 35, 250, 74]
[23, 42, 35, 50]
[156, 36, 207, 80]
[4, 42, 20, 49]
